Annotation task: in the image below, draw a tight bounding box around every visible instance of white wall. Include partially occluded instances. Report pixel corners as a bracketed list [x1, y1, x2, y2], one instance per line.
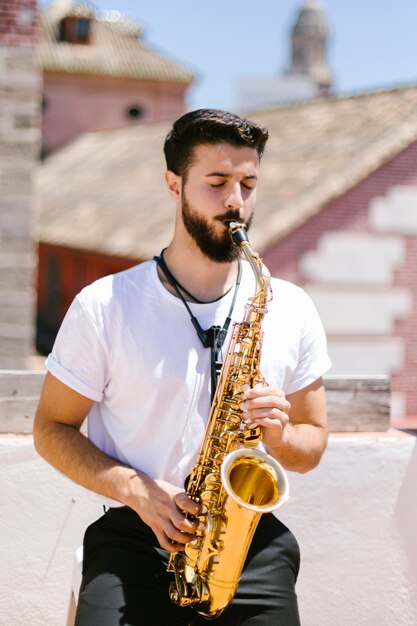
[1, 432, 416, 626]
[279, 431, 417, 626]
[0, 437, 100, 626]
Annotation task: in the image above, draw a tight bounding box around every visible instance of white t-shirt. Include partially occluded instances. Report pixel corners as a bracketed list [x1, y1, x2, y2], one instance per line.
[47, 260, 331, 493]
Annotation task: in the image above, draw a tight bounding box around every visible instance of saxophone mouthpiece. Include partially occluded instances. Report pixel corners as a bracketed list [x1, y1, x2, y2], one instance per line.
[229, 222, 249, 247]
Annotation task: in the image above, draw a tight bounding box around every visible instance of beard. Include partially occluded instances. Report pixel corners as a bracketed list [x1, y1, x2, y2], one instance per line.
[181, 193, 253, 263]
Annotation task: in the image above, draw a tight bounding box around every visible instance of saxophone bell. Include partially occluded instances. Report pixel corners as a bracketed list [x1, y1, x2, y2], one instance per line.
[221, 448, 289, 513]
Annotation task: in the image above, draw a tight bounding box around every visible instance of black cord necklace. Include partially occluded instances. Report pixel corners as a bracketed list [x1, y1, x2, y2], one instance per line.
[153, 250, 242, 400]
[156, 248, 237, 304]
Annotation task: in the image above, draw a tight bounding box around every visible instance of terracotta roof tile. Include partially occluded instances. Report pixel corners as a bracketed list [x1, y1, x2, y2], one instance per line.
[37, 0, 194, 84]
[36, 85, 417, 259]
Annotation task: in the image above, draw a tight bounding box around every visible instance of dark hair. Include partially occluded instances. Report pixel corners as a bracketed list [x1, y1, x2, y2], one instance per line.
[164, 108, 269, 178]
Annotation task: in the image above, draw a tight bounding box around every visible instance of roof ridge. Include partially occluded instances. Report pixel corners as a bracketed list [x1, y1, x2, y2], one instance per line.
[243, 82, 417, 116]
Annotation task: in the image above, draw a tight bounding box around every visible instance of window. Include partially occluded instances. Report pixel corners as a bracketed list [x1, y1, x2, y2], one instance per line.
[59, 17, 91, 44]
[126, 105, 145, 120]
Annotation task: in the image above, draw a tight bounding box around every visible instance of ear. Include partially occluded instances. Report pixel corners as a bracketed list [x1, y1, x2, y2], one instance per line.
[165, 170, 181, 201]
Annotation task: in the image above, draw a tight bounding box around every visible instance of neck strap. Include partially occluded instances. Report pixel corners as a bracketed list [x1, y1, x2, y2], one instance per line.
[153, 252, 242, 399]
[156, 248, 238, 304]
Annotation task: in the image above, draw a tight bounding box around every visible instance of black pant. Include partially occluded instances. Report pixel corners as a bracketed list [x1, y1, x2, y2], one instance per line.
[75, 507, 301, 626]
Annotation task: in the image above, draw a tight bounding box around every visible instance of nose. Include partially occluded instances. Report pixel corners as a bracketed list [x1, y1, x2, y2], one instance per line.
[224, 182, 244, 210]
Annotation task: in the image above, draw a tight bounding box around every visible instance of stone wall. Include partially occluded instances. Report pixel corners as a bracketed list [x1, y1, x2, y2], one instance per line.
[0, 0, 40, 367]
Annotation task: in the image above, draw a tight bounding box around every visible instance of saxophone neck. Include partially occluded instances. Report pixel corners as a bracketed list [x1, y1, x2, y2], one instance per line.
[229, 222, 272, 307]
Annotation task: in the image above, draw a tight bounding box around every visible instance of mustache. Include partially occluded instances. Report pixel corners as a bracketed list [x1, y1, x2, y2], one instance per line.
[214, 210, 253, 232]
[214, 210, 244, 224]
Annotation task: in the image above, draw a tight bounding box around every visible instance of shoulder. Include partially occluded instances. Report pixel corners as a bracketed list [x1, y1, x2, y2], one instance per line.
[267, 277, 326, 342]
[77, 261, 154, 309]
[241, 261, 309, 301]
[269, 276, 316, 311]
[70, 261, 156, 331]
[240, 261, 316, 318]
[270, 276, 306, 297]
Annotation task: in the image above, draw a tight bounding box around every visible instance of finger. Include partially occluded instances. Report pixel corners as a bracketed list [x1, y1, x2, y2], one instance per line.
[243, 411, 289, 435]
[163, 519, 197, 546]
[171, 510, 201, 535]
[244, 386, 285, 399]
[174, 492, 202, 516]
[155, 529, 186, 553]
[250, 416, 287, 429]
[242, 395, 291, 414]
[170, 498, 203, 535]
[243, 407, 290, 423]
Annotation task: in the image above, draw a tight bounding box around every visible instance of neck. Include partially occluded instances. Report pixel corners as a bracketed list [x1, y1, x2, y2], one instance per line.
[157, 242, 239, 303]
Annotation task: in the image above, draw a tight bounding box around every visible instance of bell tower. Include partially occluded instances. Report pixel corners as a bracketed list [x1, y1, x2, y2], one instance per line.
[288, 0, 333, 95]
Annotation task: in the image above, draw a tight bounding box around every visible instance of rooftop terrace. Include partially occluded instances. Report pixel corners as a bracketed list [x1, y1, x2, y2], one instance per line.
[1, 371, 416, 625]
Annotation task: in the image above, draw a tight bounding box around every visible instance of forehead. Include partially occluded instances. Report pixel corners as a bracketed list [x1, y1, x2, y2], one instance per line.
[188, 142, 259, 176]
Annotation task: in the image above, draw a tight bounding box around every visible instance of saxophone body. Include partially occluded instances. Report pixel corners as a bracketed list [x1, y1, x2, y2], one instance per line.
[167, 222, 289, 618]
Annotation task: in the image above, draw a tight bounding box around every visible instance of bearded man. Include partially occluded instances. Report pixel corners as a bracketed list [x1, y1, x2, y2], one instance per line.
[34, 109, 331, 626]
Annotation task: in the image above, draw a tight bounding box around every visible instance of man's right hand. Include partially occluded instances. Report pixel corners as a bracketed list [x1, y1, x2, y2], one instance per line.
[34, 373, 203, 553]
[126, 476, 203, 552]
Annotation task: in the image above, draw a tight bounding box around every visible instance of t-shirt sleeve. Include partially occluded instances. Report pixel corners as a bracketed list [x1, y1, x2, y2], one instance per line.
[46, 296, 110, 402]
[285, 290, 332, 395]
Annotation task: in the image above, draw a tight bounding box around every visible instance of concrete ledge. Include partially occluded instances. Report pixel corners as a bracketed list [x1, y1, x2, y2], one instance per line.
[0, 370, 391, 433]
[324, 375, 390, 431]
[0, 369, 44, 433]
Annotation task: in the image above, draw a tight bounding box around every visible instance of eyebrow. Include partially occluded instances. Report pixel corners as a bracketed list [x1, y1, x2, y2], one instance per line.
[206, 171, 258, 180]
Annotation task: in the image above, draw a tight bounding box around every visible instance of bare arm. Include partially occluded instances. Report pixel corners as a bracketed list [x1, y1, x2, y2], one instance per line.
[242, 377, 328, 473]
[33, 372, 201, 551]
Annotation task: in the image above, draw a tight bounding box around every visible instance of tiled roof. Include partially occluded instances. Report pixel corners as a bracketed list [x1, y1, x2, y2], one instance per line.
[249, 84, 417, 249]
[37, 0, 194, 84]
[36, 85, 417, 259]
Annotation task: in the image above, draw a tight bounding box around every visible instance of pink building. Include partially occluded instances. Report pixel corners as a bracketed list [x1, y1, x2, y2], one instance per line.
[38, 1, 194, 154]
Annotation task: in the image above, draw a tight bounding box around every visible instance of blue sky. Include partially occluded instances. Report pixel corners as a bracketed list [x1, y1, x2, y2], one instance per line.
[43, 0, 417, 111]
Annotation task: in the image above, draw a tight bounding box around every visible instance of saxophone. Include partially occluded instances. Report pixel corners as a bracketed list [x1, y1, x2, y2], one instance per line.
[167, 222, 289, 618]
